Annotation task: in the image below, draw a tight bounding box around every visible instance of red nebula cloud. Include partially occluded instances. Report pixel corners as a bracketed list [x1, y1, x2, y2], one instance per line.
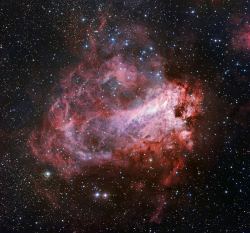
[28, 22, 203, 189]
[232, 23, 250, 51]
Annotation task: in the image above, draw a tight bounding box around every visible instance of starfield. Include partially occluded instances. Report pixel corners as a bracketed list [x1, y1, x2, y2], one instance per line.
[0, 1, 249, 233]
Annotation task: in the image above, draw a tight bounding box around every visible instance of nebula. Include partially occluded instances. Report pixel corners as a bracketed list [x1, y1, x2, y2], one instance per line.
[28, 21, 203, 190]
[232, 21, 250, 51]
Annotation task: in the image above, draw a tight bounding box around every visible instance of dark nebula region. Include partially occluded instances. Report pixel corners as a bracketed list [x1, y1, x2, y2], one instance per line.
[1, 1, 249, 233]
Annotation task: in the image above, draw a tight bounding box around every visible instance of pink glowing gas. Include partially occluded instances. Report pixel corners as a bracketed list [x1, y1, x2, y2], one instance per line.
[232, 23, 250, 51]
[28, 23, 203, 185]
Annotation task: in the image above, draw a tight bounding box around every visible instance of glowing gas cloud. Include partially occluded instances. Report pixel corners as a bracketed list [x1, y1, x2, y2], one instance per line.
[29, 22, 203, 187]
[232, 23, 250, 51]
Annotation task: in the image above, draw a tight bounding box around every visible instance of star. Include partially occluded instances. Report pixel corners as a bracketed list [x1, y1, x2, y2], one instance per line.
[43, 170, 52, 179]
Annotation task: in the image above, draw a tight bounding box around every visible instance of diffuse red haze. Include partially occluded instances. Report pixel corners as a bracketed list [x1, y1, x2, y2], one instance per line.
[231, 16, 250, 51]
[28, 22, 203, 188]
[232, 25, 250, 51]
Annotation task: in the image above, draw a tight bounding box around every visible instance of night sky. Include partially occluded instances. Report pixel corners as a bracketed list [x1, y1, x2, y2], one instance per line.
[1, 1, 250, 233]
